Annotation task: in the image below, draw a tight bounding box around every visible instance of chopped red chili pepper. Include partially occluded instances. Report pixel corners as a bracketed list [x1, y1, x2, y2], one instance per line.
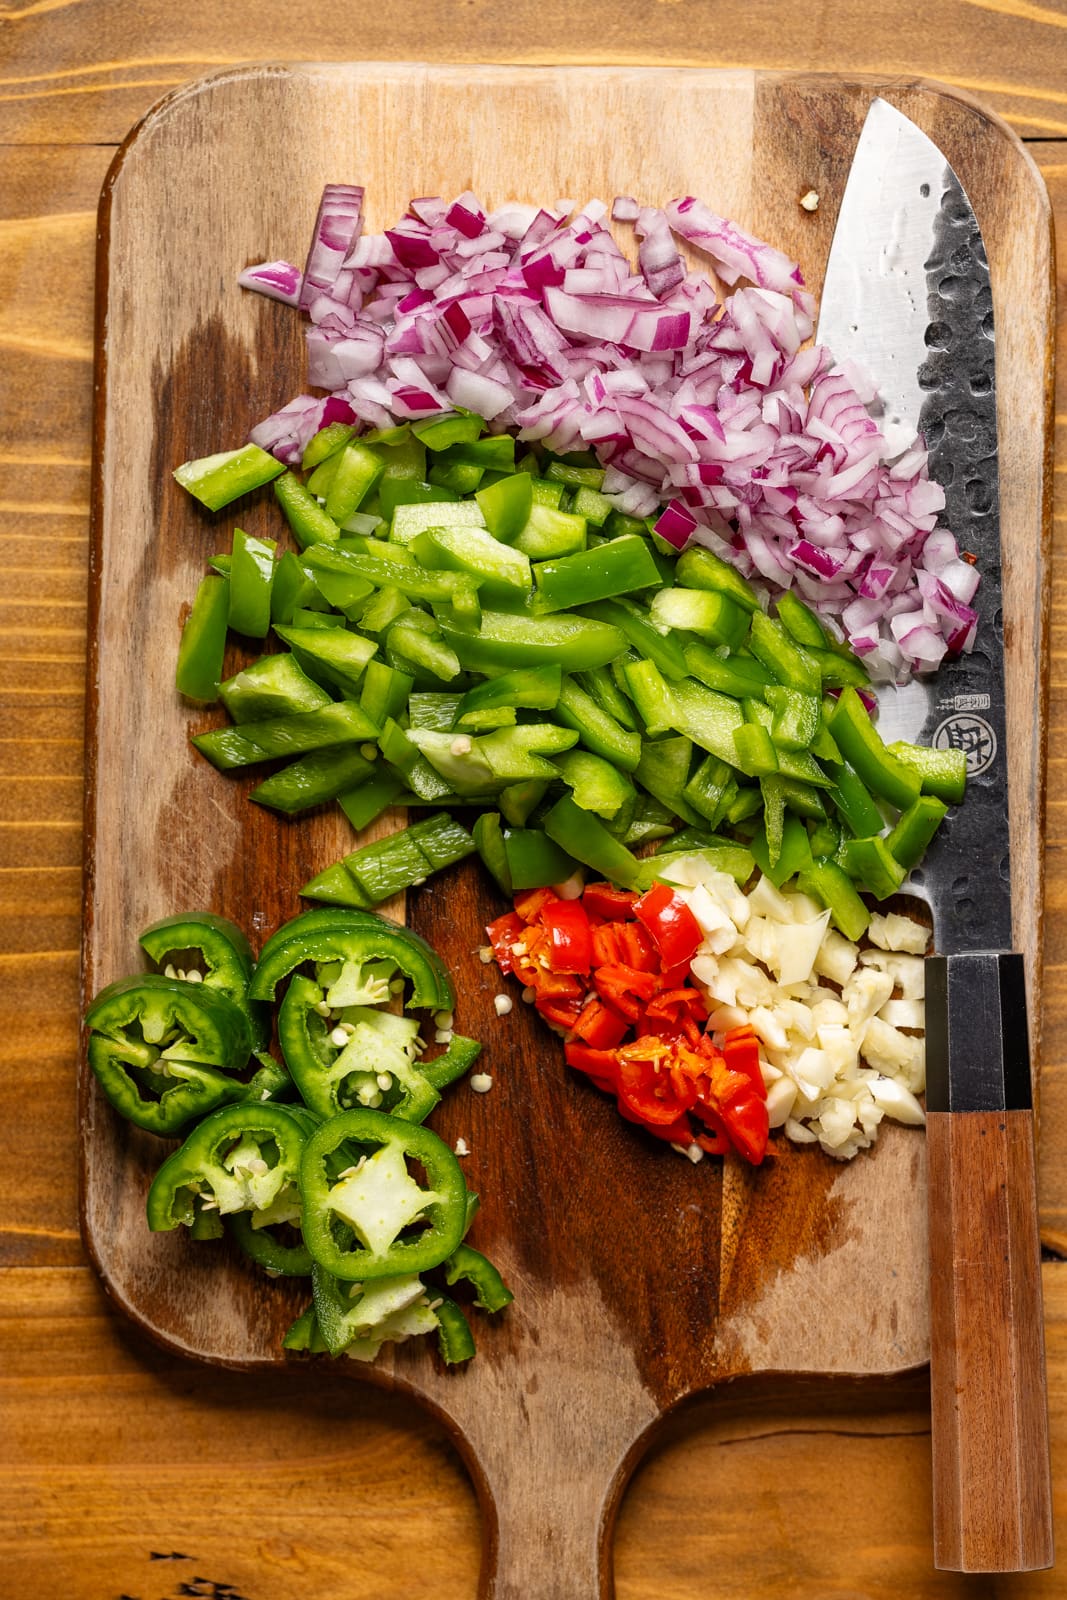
[514, 886, 558, 924]
[581, 882, 637, 921]
[633, 881, 704, 968]
[535, 994, 584, 1030]
[541, 896, 593, 975]
[485, 911, 526, 977]
[489, 877, 770, 1164]
[571, 997, 629, 1050]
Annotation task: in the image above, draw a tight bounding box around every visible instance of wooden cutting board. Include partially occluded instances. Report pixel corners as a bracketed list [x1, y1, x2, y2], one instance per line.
[81, 64, 1053, 1598]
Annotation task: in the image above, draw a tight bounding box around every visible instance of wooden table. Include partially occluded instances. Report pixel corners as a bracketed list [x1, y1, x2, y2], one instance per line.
[3, 4, 1066, 1594]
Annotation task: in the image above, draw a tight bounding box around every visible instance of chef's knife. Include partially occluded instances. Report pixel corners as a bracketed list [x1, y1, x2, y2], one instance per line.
[817, 98, 1053, 1574]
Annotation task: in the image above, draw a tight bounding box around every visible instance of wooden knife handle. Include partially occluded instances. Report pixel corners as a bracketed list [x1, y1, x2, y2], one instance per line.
[927, 1107, 1053, 1571]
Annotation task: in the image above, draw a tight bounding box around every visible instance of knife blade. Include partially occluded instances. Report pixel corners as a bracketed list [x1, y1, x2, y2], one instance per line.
[817, 98, 1052, 1574]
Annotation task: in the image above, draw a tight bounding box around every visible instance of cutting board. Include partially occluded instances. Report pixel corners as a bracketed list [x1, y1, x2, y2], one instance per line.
[82, 65, 1053, 1598]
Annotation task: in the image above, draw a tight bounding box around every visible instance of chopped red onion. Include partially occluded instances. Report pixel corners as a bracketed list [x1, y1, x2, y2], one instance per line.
[298, 185, 364, 314]
[239, 184, 981, 679]
[238, 260, 302, 306]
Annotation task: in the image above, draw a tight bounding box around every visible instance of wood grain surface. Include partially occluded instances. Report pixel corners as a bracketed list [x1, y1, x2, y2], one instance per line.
[3, 4, 1067, 1595]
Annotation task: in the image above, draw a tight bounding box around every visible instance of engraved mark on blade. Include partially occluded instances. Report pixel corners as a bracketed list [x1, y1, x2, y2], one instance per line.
[932, 712, 997, 777]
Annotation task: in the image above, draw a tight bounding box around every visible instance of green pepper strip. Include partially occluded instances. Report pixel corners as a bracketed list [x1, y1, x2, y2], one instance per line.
[192, 702, 379, 772]
[887, 794, 949, 869]
[439, 609, 626, 673]
[581, 598, 688, 680]
[337, 771, 406, 832]
[673, 545, 761, 613]
[421, 1035, 482, 1091]
[824, 759, 886, 838]
[886, 741, 968, 806]
[227, 529, 276, 638]
[300, 1109, 468, 1282]
[274, 624, 378, 695]
[498, 779, 548, 827]
[678, 645, 767, 708]
[797, 858, 871, 942]
[303, 543, 482, 608]
[473, 812, 513, 893]
[274, 470, 341, 548]
[840, 835, 907, 900]
[301, 421, 356, 471]
[543, 794, 640, 889]
[554, 677, 641, 772]
[173, 443, 285, 511]
[748, 613, 822, 695]
[250, 747, 377, 815]
[553, 749, 635, 820]
[505, 827, 580, 890]
[283, 1303, 329, 1353]
[220, 653, 332, 723]
[147, 1101, 308, 1232]
[413, 523, 531, 602]
[634, 736, 704, 827]
[176, 575, 230, 702]
[532, 535, 660, 613]
[750, 811, 814, 888]
[476, 471, 533, 540]
[828, 689, 923, 811]
[454, 664, 562, 724]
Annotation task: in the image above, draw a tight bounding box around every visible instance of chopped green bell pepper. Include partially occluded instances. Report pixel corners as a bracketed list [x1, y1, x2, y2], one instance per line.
[439, 608, 625, 673]
[250, 747, 376, 815]
[176, 575, 230, 703]
[274, 471, 342, 548]
[828, 689, 922, 811]
[532, 535, 660, 612]
[192, 702, 378, 771]
[886, 741, 968, 806]
[174, 443, 285, 511]
[887, 794, 949, 869]
[543, 794, 639, 888]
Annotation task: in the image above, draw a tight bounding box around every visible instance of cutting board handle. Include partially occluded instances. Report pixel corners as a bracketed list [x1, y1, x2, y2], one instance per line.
[927, 1107, 1054, 1571]
[458, 1391, 651, 1598]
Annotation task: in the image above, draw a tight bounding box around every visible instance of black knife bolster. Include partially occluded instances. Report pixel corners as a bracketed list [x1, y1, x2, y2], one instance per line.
[924, 951, 1032, 1113]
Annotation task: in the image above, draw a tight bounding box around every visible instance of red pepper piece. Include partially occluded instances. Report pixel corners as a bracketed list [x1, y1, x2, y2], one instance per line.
[571, 998, 629, 1050]
[581, 882, 637, 921]
[618, 920, 660, 973]
[643, 987, 708, 1027]
[658, 959, 695, 990]
[514, 886, 558, 924]
[614, 1095, 693, 1145]
[531, 968, 585, 1001]
[723, 1025, 764, 1092]
[536, 994, 584, 1030]
[564, 1041, 621, 1094]
[633, 882, 704, 969]
[597, 964, 662, 1001]
[541, 896, 593, 975]
[486, 911, 526, 977]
